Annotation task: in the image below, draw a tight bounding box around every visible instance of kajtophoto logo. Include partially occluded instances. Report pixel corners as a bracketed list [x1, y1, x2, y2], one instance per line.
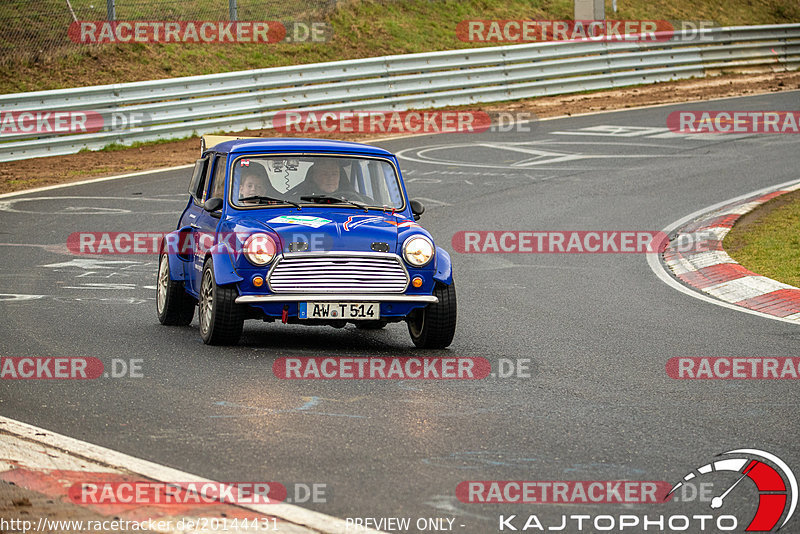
[493, 451, 796, 531]
[667, 449, 797, 532]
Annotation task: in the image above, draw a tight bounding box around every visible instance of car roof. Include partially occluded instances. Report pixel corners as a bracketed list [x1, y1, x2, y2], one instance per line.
[207, 138, 395, 157]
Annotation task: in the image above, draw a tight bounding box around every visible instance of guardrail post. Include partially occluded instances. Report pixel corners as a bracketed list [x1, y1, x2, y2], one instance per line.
[229, 0, 238, 21]
[574, 0, 604, 20]
[106, 0, 115, 21]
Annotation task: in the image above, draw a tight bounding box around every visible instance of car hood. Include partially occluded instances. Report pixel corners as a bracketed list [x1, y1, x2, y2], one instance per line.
[232, 211, 421, 253]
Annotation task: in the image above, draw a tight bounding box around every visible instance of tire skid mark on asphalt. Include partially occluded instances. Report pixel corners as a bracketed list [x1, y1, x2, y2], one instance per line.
[0, 242, 72, 255]
[0, 293, 153, 305]
[211, 398, 366, 420]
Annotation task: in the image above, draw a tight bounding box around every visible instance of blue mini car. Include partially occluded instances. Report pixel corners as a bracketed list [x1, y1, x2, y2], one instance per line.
[157, 137, 456, 348]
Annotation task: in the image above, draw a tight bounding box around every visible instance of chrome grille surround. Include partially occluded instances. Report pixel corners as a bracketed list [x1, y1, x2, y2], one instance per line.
[267, 252, 409, 294]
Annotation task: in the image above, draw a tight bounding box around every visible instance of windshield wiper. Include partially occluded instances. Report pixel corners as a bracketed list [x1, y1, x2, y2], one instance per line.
[300, 195, 369, 212]
[239, 195, 301, 209]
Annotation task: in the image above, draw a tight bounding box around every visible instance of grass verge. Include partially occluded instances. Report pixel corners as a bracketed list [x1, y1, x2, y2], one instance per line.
[1, 0, 799, 93]
[724, 188, 800, 287]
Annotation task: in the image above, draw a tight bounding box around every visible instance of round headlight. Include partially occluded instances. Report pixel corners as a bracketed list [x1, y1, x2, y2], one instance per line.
[243, 234, 276, 266]
[403, 235, 434, 267]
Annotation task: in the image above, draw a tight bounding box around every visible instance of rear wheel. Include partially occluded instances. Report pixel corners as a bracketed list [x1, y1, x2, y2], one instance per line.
[156, 253, 195, 326]
[407, 282, 457, 348]
[199, 257, 244, 345]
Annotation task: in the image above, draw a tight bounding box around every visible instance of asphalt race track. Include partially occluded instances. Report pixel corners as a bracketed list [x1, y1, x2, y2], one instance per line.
[1, 91, 799, 533]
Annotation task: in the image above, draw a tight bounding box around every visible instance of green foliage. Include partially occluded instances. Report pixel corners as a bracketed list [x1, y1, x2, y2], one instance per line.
[0, 0, 797, 93]
[725, 190, 800, 287]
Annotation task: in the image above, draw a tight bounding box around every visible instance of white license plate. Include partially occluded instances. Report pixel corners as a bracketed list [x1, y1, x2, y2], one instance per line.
[299, 302, 379, 320]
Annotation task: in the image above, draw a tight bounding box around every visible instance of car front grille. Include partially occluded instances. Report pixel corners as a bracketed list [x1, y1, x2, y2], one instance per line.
[267, 253, 409, 293]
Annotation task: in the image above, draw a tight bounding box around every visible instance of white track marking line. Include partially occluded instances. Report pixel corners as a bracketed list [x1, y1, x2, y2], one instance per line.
[4, 90, 798, 199]
[0, 416, 384, 534]
[647, 177, 800, 325]
[0, 165, 194, 199]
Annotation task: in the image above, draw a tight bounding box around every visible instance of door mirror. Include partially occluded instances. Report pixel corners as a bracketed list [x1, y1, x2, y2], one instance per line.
[410, 199, 425, 221]
[204, 197, 223, 216]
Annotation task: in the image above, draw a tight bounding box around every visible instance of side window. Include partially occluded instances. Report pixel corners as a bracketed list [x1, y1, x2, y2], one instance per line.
[207, 155, 227, 201]
[188, 157, 209, 203]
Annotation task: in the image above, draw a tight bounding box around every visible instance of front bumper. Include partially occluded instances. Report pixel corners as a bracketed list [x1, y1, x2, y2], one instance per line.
[235, 294, 438, 304]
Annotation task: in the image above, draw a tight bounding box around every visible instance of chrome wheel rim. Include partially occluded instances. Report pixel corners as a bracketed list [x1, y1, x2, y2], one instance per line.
[200, 268, 214, 335]
[156, 255, 169, 314]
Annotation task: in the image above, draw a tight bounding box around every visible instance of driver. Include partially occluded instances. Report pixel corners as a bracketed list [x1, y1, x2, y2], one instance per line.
[289, 159, 371, 204]
[307, 159, 344, 194]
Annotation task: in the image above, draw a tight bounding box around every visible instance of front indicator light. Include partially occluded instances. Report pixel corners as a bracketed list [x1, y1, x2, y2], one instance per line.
[412, 276, 423, 288]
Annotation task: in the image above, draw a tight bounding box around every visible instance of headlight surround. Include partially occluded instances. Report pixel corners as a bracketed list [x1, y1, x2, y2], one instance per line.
[403, 235, 434, 267]
[243, 233, 276, 266]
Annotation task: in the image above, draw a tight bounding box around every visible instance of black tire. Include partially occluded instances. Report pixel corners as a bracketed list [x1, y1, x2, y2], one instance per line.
[355, 320, 387, 330]
[407, 281, 457, 348]
[156, 253, 196, 326]
[198, 257, 244, 345]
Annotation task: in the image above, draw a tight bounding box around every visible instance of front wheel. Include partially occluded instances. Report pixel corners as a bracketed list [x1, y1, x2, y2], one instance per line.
[199, 257, 244, 345]
[407, 282, 457, 349]
[156, 253, 196, 326]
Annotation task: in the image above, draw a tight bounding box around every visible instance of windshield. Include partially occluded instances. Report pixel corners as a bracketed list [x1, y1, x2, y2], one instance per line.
[230, 155, 404, 210]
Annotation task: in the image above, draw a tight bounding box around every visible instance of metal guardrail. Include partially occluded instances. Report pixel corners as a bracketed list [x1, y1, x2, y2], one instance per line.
[1, 24, 798, 161]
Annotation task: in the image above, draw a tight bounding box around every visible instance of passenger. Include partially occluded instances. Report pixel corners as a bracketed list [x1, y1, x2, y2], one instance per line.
[238, 165, 278, 204]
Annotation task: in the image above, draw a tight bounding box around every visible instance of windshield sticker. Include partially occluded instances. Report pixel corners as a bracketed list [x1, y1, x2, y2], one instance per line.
[268, 215, 332, 228]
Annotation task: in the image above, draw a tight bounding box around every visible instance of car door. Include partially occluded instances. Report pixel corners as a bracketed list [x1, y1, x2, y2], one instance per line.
[187, 153, 227, 294]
